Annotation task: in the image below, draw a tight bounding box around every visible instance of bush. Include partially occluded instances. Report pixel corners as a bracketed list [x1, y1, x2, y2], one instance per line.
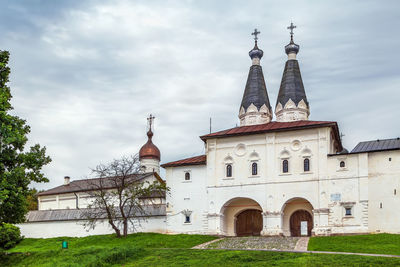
[0, 223, 23, 250]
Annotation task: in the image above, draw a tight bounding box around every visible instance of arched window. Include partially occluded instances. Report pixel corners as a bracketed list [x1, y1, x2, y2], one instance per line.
[282, 160, 289, 173]
[340, 161, 345, 168]
[304, 158, 310, 172]
[252, 162, 258, 175]
[185, 172, 190, 181]
[226, 164, 232, 177]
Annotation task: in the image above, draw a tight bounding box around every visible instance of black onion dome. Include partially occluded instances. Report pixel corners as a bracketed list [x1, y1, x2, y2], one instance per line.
[249, 43, 264, 59]
[285, 38, 300, 55]
[276, 60, 309, 108]
[240, 65, 271, 111]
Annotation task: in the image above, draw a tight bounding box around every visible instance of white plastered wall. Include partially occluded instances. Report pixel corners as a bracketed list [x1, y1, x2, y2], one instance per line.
[368, 150, 400, 233]
[17, 216, 166, 238]
[165, 165, 208, 234]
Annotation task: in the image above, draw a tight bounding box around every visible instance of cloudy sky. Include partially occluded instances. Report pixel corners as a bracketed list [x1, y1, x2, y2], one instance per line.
[1, 0, 399, 190]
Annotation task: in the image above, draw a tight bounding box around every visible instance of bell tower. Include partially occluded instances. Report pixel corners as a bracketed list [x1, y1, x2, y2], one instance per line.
[139, 114, 161, 173]
[238, 29, 273, 126]
[275, 22, 310, 122]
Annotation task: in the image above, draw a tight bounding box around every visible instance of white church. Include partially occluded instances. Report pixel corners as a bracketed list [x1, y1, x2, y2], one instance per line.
[19, 25, 400, 238]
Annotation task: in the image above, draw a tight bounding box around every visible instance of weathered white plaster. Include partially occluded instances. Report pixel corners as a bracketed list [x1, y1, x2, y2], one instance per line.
[164, 126, 400, 236]
[239, 103, 272, 126]
[140, 158, 160, 174]
[275, 98, 309, 122]
[17, 217, 166, 238]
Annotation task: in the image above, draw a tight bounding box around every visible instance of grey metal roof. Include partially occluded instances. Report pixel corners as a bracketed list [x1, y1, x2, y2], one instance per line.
[351, 138, 400, 153]
[240, 65, 272, 111]
[37, 173, 154, 196]
[25, 205, 166, 222]
[276, 60, 309, 108]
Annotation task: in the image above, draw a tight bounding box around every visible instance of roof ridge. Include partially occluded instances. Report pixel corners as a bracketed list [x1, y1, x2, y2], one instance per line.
[357, 137, 400, 143]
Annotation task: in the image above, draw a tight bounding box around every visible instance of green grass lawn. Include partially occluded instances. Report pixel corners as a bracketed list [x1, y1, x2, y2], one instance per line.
[308, 233, 400, 255]
[8, 232, 216, 252]
[2, 233, 400, 266]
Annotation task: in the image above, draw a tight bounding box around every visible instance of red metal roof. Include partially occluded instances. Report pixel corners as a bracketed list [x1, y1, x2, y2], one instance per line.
[161, 155, 206, 168]
[200, 120, 339, 141]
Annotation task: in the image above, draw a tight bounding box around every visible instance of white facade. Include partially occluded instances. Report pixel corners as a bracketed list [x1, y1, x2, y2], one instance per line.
[164, 128, 400, 236]
[17, 217, 166, 238]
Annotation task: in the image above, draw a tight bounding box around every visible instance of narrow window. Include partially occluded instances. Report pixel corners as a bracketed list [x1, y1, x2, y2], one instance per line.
[395, 189, 397, 195]
[380, 203, 382, 209]
[185, 172, 190, 181]
[304, 158, 310, 172]
[340, 161, 345, 168]
[226, 164, 232, 177]
[389, 158, 392, 161]
[185, 215, 191, 223]
[283, 160, 289, 173]
[252, 162, 258, 175]
[345, 207, 352, 216]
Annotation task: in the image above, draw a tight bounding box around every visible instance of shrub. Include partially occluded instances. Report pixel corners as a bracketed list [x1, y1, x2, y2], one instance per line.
[0, 223, 23, 250]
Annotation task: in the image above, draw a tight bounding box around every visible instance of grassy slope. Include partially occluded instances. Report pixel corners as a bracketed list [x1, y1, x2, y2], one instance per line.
[126, 249, 400, 267]
[3, 233, 400, 266]
[9, 233, 217, 252]
[308, 233, 400, 255]
[2, 233, 218, 267]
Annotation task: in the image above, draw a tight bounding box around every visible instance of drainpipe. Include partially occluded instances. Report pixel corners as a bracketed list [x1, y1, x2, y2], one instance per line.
[74, 193, 79, 209]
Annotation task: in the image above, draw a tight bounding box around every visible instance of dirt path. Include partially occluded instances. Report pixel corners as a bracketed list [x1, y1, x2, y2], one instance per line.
[294, 237, 309, 251]
[192, 236, 400, 258]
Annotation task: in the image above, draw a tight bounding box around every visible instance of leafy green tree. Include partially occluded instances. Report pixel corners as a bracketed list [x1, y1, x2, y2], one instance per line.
[26, 188, 43, 211]
[0, 50, 51, 223]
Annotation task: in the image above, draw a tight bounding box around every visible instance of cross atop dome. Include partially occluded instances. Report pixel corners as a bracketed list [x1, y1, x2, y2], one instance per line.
[287, 22, 296, 40]
[251, 28, 260, 43]
[285, 21, 300, 56]
[147, 114, 155, 132]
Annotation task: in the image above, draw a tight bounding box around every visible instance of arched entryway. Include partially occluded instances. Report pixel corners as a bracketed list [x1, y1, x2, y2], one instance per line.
[281, 198, 314, 236]
[236, 209, 262, 236]
[220, 197, 262, 236]
[289, 209, 313, 236]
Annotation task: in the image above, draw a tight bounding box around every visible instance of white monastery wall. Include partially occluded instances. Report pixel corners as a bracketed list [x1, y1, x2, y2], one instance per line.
[17, 216, 166, 238]
[165, 165, 208, 234]
[368, 150, 400, 233]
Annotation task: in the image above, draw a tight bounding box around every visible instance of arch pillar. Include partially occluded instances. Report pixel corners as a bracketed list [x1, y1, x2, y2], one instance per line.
[206, 212, 223, 235]
[262, 211, 283, 236]
[312, 208, 330, 236]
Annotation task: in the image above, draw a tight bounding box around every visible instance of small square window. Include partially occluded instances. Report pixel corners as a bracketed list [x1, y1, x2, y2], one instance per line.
[185, 215, 191, 223]
[345, 207, 352, 216]
[184, 172, 191, 181]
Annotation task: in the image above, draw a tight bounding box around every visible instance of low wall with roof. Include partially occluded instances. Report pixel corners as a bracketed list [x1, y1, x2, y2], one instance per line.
[17, 206, 167, 238]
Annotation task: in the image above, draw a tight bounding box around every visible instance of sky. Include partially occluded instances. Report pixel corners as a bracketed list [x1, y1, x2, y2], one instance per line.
[1, 0, 399, 190]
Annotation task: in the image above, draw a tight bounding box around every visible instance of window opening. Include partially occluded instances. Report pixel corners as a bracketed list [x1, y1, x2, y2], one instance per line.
[340, 161, 345, 168]
[226, 164, 232, 177]
[345, 207, 352, 216]
[304, 158, 310, 172]
[252, 162, 258, 175]
[185, 172, 190, 181]
[185, 215, 191, 223]
[283, 160, 289, 173]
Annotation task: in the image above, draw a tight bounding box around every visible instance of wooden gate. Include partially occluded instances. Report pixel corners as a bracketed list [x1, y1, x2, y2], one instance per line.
[235, 209, 262, 236]
[289, 209, 313, 236]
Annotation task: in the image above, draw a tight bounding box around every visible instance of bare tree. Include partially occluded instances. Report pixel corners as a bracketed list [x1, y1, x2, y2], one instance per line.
[79, 154, 167, 237]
